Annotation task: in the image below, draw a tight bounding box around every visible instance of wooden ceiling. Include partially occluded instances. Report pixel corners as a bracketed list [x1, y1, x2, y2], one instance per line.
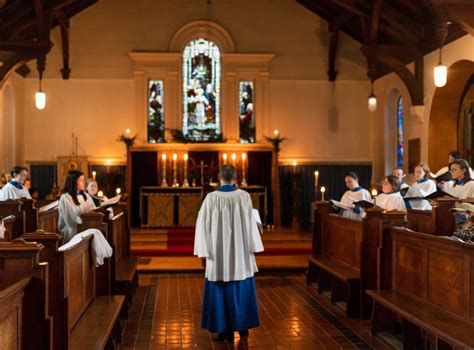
[0, 0, 97, 82]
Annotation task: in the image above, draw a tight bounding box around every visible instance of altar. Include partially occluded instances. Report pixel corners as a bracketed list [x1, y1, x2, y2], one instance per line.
[140, 185, 267, 228]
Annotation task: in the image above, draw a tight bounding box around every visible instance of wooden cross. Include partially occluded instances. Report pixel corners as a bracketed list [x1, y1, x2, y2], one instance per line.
[196, 160, 208, 186]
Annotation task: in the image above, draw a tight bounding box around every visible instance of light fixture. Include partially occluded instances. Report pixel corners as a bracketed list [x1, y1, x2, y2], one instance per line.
[35, 77, 46, 110]
[434, 47, 447, 87]
[368, 81, 377, 112]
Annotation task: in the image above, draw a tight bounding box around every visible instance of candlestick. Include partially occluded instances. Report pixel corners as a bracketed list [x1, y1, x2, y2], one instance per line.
[92, 171, 97, 180]
[172, 153, 179, 187]
[231, 153, 237, 167]
[182, 153, 189, 187]
[321, 186, 326, 201]
[161, 153, 168, 187]
[314, 171, 319, 201]
[223, 153, 228, 164]
[241, 153, 248, 187]
[371, 189, 378, 206]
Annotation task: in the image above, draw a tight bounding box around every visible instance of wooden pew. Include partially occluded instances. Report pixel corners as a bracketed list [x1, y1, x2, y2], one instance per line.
[0, 239, 51, 349]
[307, 201, 405, 319]
[368, 227, 474, 349]
[0, 215, 17, 242]
[406, 197, 457, 235]
[0, 199, 37, 239]
[21, 230, 124, 349]
[37, 207, 59, 233]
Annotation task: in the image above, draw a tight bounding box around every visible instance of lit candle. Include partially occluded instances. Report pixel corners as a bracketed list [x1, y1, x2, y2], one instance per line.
[314, 171, 319, 201]
[183, 153, 189, 187]
[371, 189, 378, 206]
[98, 190, 104, 198]
[292, 161, 297, 166]
[125, 128, 130, 135]
[173, 153, 177, 164]
[162, 153, 167, 161]
[274, 130, 279, 136]
[172, 153, 178, 187]
[92, 171, 97, 180]
[223, 153, 228, 164]
[106, 159, 111, 165]
[184, 153, 188, 162]
[116, 188, 121, 195]
[161, 153, 168, 187]
[231, 153, 237, 167]
[241, 153, 246, 162]
[241, 153, 248, 187]
[320, 186, 326, 201]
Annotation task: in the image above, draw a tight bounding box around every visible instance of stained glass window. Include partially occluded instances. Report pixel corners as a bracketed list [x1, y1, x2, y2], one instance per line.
[182, 38, 221, 141]
[239, 81, 255, 143]
[397, 96, 404, 168]
[148, 80, 165, 143]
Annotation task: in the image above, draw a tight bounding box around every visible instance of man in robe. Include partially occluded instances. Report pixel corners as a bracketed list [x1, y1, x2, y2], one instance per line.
[194, 164, 263, 343]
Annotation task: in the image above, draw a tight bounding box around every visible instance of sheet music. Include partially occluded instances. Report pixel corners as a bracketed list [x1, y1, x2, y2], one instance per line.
[100, 195, 121, 207]
[329, 199, 353, 211]
[38, 200, 59, 213]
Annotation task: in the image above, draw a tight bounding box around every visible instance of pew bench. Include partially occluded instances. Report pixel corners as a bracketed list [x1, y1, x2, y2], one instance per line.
[367, 290, 474, 350]
[307, 255, 361, 318]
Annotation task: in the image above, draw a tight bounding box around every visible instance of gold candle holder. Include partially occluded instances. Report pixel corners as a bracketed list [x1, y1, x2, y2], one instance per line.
[182, 153, 190, 187]
[161, 153, 168, 187]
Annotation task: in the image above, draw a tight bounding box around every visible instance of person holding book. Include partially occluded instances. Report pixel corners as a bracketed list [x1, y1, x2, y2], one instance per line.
[338, 172, 372, 219]
[441, 159, 474, 199]
[375, 175, 407, 212]
[392, 167, 410, 194]
[86, 178, 107, 206]
[404, 163, 436, 210]
[0, 166, 31, 200]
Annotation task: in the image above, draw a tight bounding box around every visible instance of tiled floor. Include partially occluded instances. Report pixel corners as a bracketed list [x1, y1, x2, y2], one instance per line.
[122, 273, 395, 349]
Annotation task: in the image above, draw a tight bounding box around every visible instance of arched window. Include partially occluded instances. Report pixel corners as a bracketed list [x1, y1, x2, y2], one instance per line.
[148, 80, 164, 143]
[396, 96, 404, 168]
[182, 38, 221, 141]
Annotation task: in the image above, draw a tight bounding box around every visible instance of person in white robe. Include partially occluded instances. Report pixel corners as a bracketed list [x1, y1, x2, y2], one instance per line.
[434, 151, 474, 191]
[404, 163, 437, 210]
[58, 170, 111, 248]
[0, 166, 32, 200]
[393, 167, 410, 191]
[441, 159, 474, 199]
[194, 164, 263, 343]
[339, 172, 372, 219]
[375, 175, 407, 212]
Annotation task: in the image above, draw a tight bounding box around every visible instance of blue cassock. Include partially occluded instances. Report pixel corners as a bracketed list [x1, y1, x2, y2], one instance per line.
[201, 184, 260, 333]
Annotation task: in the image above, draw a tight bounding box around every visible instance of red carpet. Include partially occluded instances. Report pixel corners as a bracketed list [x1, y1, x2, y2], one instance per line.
[131, 228, 311, 257]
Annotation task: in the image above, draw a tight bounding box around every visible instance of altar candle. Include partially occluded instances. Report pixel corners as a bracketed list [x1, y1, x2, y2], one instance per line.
[371, 189, 378, 206]
[320, 186, 326, 201]
[292, 160, 297, 166]
[162, 153, 167, 162]
[116, 188, 121, 195]
[241, 152, 247, 162]
[231, 153, 236, 167]
[106, 159, 112, 165]
[223, 153, 228, 164]
[184, 153, 188, 166]
[92, 171, 97, 180]
[125, 128, 130, 135]
[173, 153, 177, 166]
[314, 171, 319, 200]
[274, 130, 279, 136]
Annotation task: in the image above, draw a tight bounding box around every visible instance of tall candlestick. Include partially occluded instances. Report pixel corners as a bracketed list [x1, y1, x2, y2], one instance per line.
[314, 171, 319, 201]
[231, 153, 237, 167]
[321, 186, 326, 201]
[172, 153, 179, 187]
[371, 189, 378, 206]
[183, 153, 189, 187]
[161, 153, 168, 187]
[223, 153, 228, 164]
[241, 153, 247, 187]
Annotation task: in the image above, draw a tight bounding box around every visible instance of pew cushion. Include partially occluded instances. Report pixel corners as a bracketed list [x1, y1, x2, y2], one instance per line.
[367, 289, 474, 349]
[70, 295, 124, 350]
[309, 255, 360, 281]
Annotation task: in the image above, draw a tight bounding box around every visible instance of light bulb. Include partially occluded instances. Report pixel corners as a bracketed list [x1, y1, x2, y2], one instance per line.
[35, 91, 46, 110]
[434, 64, 447, 87]
[368, 94, 377, 112]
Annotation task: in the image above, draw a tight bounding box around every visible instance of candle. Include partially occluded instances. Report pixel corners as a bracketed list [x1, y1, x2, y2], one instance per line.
[92, 171, 97, 180]
[106, 159, 111, 165]
[223, 153, 228, 164]
[184, 153, 188, 163]
[183, 153, 189, 187]
[320, 186, 326, 201]
[274, 130, 279, 136]
[173, 153, 177, 163]
[242, 153, 246, 162]
[314, 171, 319, 201]
[292, 161, 297, 167]
[162, 153, 167, 161]
[98, 190, 104, 198]
[172, 153, 178, 187]
[231, 153, 237, 167]
[371, 189, 378, 206]
[116, 188, 121, 195]
[241, 153, 248, 187]
[161, 154, 168, 187]
[125, 128, 130, 135]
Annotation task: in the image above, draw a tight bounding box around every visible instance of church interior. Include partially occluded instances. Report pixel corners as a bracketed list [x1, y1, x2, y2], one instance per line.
[1, 0, 474, 349]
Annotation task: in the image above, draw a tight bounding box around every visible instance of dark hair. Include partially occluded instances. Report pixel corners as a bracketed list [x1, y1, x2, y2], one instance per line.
[345, 172, 359, 181]
[449, 151, 463, 160]
[383, 175, 401, 192]
[63, 170, 86, 205]
[219, 164, 236, 182]
[10, 166, 27, 178]
[29, 187, 39, 196]
[393, 167, 404, 174]
[416, 162, 431, 179]
[449, 159, 472, 183]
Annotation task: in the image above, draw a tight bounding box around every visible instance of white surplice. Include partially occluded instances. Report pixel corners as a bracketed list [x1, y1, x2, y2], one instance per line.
[339, 187, 372, 219]
[443, 180, 474, 199]
[375, 192, 407, 212]
[194, 189, 264, 282]
[404, 179, 437, 210]
[0, 182, 31, 200]
[58, 192, 96, 244]
[58, 228, 112, 266]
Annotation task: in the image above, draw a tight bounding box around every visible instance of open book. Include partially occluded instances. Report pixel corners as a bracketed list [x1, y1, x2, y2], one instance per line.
[100, 195, 121, 210]
[252, 209, 263, 235]
[404, 189, 456, 201]
[329, 199, 353, 211]
[353, 200, 377, 209]
[38, 200, 59, 213]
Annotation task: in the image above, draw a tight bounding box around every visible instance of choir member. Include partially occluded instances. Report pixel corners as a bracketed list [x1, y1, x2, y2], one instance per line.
[441, 159, 474, 199]
[339, 172, 372, 219]
[86, 178, 106, 206]
[404, 163, 436, 210]
[375, 175, 407, 212]
[392, 167, 410, 190]
[0, 166, 31, 200]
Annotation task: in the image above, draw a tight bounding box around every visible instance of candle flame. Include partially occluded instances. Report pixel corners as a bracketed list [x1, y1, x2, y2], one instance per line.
[292, 161, 297, 166]
[173, 153, 177, 161]
[273, 130, 279, 136]
[184, 153, 188, 161]
[371, 189, 378, 196]
[320, 186, 326, 193]
[231, 153, 237, 160]
[98, 191, 103, 197]
[242, 153, 247, 160]
[116, 188, 121, 194]
[125, 128, 130, 134]
[314, 171, 319, 176]
[105, 159, 111, 165]
[162, 153, 167, 161]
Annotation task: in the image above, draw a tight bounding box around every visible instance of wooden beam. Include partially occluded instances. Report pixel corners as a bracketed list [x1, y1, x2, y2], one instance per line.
[33, 0, 44, 39]
[328, 29, 339, 81]
[369, 0, 382, 42]
[55, 10, 71, 79]
[0, 41, 50, 51]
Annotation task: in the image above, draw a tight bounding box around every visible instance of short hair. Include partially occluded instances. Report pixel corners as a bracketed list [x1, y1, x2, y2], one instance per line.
[10, 166, 27, 178]
[344, 172, 359, 181]
[449, 159, 472, 183]
[416, 162, 431, 179]
[449, 151, 463, 160]
[383, 175, 401, 192]
[220, 164, 236, 182]
[393, 167, 404, 174]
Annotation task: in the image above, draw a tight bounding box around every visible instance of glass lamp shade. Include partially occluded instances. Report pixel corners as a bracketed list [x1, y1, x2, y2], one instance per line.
[35, 91, 46, 110]
[368, 95, 377, 112]
[434, 64, 447, 87]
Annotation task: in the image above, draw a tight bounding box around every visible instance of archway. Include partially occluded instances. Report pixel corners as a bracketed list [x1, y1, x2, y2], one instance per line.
[429, 60, 474, 171]
[384, 88, 401, 175]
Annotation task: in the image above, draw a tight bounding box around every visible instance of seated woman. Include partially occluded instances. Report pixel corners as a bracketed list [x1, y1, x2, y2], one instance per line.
[375, 175, 407, 212]
[86, 178, 106, 206]
[392, 167, 410, 193]
[441, 159, 474, 199]
[404, 163, 436, 210]
[58, 170, 97, 244]
[0, 166, 32, 200]
[339, 172, 372, 219]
